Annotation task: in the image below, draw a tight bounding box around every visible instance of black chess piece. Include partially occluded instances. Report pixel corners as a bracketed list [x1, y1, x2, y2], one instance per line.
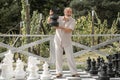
[100, 57, 105, 64]
[107, 61, 115, 77]
[49, 7, 59, 27]
[85, 57, 91, 71]
[89, 59, 98, 75]
[118, 53, 120, 77]
[98, 57, 105, 72]
[98, 63, 110, 80]
[112, 53, 119, 77]
[97, 56, 101, 70]
[106, 55, 115, 77]
[106, 55, 112, 62]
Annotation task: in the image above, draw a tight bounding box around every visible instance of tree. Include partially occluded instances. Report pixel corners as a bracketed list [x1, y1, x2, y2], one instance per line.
[29, 0, 72, 16]
[0, 0, 21, 33]
[70, 0, 120, 27]
[0, 0, 72, 33]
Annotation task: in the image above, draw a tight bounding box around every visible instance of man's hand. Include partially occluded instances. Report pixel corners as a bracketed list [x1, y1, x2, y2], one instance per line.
[47, 10, 54, 24]
[49, 10, 54, 15]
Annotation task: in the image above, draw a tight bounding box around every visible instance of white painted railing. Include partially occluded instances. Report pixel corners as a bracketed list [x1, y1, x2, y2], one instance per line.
[0, 34, 120, 64]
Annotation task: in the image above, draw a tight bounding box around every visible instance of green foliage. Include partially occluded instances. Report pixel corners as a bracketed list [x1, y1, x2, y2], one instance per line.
[0, 0, 21, 33]
[1, 0, 120, 62]
[29, 0, 72, 16]
[72, 11, 118, 50]
[70, 0, 120, 26]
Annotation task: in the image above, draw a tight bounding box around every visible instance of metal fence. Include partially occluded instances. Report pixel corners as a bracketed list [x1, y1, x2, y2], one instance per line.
[0, 34, 120, 64]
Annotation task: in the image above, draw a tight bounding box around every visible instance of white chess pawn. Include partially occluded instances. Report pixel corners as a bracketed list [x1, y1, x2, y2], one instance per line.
[40, 62, 52, 80]
[27, 65, 38, 80]
[14, 58, 26, 79]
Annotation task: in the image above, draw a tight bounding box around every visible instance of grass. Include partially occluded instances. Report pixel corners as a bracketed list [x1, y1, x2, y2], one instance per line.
[45, 51, 108, 71]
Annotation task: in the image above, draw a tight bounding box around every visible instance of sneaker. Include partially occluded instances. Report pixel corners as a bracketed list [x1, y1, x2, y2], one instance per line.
[56, 73, 62, 78]
[72, 74, 80, 77]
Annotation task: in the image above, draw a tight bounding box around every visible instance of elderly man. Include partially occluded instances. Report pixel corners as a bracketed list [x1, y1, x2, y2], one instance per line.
[48, 7, 80, 78]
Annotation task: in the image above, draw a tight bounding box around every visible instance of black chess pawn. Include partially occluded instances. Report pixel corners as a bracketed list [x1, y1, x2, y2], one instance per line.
[89, 59, 98, 75]
[85, 57, 91, 72]
[98, 64, 110, 80]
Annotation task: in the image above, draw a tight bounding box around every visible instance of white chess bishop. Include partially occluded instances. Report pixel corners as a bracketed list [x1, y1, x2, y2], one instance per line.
[14, 58, 26, 79]
[40, 62, 52, 80]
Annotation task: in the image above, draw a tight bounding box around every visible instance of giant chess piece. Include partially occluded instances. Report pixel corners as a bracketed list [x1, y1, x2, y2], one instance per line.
[49, 7, 59, 27]
[26, 56, 39, 72]
[112, 53, 119, 77]
[89, 59, 98, 75]
[27, 65, 38, 80]
[1, 50, 14, 79]
[40, 62, 52, 80]
[100, 57, 105, 64]
[106, 55, 115, 77]
[27, 56, 39, 79]
[106, 55, 112, 62]
[97, 56, 101, 70]
[14, 58, 26, 79]
[118, 53, 120, 77]
[98, 57, 105, 72]
[85, 57, 91, 72]
[0, 63, 7, 80]
[107, 61, 115, 77]
[98, 64, 109, 80]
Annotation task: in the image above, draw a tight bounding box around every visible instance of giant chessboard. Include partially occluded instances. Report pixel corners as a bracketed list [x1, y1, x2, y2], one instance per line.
[39, 69, 120, 80]
[39, 69, 98, 80]
[4, 69, 120, 80]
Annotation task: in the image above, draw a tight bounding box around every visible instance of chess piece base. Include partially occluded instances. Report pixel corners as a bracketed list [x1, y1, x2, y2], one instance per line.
[41, 75, 51, 80]
[89, 70, 98, 75]
[98, 76, 109, 80]
[27, 77, 38, 80]
[0, 76, 5, 80]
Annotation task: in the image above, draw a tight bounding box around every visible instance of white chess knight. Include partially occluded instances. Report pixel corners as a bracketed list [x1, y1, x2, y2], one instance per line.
[14, 58, 26, 79]
[40, 62, 52, 80]
[27, 56, 39, 79]
[1, 50, 14, 79]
